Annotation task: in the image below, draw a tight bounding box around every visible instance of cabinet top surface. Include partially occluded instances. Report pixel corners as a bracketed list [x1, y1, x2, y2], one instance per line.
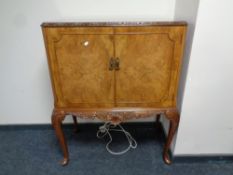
[41, 21, 187, 27]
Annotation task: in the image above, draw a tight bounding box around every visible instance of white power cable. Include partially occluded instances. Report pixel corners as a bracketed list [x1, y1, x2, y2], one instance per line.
[97, 122, 137, 155]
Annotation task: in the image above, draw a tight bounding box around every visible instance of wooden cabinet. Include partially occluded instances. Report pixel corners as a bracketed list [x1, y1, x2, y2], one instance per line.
[42, 22, 187, 166]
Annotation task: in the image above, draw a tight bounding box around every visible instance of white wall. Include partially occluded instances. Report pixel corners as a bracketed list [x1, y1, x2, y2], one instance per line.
[0, 0, 175, 124]
[174, 0, 233, 155]
[160, 0, 200, 152]
[174, 0, 200, 110]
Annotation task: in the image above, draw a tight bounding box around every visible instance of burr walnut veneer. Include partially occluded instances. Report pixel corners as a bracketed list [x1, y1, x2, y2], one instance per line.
[41, 22, 187, 166]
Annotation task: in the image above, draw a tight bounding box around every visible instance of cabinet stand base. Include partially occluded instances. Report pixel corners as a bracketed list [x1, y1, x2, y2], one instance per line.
[51, 108, 180, 166]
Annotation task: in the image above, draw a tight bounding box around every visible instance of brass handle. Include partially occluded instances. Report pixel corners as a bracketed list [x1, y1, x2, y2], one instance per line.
[109, 57, 120, 71]
[115, 57, 120, 71]
[109, 57, 115, 71]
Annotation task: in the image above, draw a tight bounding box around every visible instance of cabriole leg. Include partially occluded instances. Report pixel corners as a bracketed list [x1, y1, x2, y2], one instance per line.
[52, 110, 69, 166]
[72, 115, 78, 133]
[163, 109, 180, 165]
[156, 114, 161, 124]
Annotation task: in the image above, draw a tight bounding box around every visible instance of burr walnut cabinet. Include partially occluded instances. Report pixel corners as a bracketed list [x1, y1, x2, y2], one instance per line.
[41, 22, 187, 166]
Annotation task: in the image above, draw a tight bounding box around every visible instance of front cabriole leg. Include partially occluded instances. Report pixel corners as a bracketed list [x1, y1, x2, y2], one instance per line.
[52, 109, 69, 166]
[163, 109, 180, 165]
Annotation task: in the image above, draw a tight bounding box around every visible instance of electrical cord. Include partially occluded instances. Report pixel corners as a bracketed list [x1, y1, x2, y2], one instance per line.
[96, 122, 137, 155]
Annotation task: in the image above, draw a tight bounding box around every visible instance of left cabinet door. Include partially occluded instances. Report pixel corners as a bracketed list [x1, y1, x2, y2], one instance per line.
[43, 27, 115, 108]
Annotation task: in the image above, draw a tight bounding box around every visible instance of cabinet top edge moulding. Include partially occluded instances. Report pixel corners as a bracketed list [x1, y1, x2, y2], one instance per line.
[41, 21, 187, 27]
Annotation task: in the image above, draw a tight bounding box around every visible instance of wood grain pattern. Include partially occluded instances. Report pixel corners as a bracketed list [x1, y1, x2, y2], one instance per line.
[41, 22, 187, 166]
[55, 34, 114, 107]
[43, 27, 115, 107]
[115, 32, 174, 107]
[113, 26, 186, 108]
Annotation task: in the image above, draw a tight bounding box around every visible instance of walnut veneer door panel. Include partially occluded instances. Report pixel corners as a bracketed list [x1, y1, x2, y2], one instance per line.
[43, 27, 115, 108]
[114, 26, 186, 107]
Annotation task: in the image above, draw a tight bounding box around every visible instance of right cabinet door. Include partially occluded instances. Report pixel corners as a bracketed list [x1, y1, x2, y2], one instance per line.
[114, 26, 186, 108]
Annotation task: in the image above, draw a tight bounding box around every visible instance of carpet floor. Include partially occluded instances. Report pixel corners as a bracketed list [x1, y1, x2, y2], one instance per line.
[0, 123, 232, 175]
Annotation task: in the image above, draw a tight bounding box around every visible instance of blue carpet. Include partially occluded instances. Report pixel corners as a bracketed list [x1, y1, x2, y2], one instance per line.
[0, 123, 232, 175]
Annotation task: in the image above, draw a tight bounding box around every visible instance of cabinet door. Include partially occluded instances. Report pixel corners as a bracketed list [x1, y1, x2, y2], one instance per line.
[43, 28, 115, 108]
[114, 26, 186, 107]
